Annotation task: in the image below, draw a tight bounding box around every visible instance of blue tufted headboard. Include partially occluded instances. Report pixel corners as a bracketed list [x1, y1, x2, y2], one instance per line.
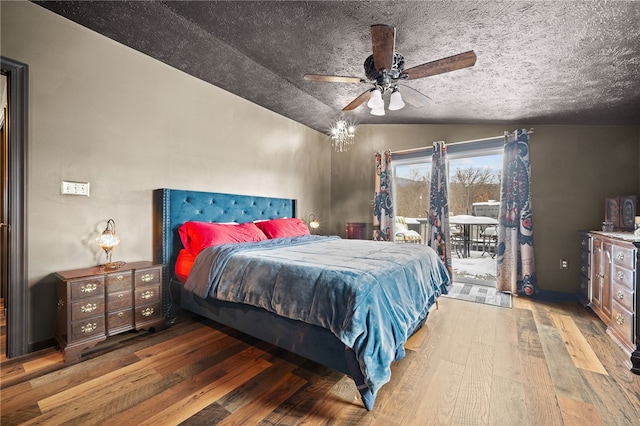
[152, 188, 296, 314]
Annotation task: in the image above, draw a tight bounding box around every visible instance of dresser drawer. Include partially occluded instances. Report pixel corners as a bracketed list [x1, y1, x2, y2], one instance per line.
[579, 233, 591, 251]
[579, 249, 590, 268]
[70, 298, 105, 321]
[106, 309, 134, 334]
[106, 270, 132, 293]
[135, 302, 162, 323]
[106, 290, 133, 311]
[611, 244, 636, 270]
[70, 317, 106, 342]
[611, 264, 635, 291]
[135, 284, 161, 305]
[610, 301, 634, 347]
[578, 274, 589, 294]
[612, 280, 634, 312]
[70, 277, 105, 300]
[135, 268, 161, 287]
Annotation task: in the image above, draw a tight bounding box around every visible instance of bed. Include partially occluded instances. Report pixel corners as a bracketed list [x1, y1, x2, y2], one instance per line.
[153, 188, 449, 411]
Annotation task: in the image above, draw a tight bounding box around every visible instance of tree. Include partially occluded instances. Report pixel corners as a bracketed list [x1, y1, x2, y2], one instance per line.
[449, 167, 500, 215]
[395, 169, 430, 218]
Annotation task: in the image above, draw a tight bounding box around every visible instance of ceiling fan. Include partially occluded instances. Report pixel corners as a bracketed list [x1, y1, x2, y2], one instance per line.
[304, 24, 477, 116]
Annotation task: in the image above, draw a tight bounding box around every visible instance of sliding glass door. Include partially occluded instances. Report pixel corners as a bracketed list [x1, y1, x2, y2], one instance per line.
[392, 138, 503, 286]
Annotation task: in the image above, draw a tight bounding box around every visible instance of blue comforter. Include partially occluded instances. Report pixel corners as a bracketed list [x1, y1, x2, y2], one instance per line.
[185, 235, 449, 410]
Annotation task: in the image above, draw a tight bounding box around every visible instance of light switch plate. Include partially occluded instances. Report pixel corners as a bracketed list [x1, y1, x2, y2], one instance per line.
[61, 180, 90, 196]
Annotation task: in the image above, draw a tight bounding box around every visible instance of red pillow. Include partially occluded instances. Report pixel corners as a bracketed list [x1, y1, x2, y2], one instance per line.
[254, 218, 310, 239]
[178, 221, 267, 256]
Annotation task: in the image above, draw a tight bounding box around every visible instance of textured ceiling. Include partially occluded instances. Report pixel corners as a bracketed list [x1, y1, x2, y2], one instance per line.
[34, 1, 640, 133]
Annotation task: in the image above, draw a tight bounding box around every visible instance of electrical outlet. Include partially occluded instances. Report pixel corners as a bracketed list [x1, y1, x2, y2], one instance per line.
[61, 180, 90, 196]
[560, 259, 569, 269]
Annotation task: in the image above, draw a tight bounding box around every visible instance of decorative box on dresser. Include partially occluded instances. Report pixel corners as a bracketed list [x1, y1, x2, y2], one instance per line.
[55, 261, 164, 363]
[582, 232, 640, 374]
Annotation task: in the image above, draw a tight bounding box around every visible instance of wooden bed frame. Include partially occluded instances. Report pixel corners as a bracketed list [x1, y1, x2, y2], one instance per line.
[152, 188, 371, 408]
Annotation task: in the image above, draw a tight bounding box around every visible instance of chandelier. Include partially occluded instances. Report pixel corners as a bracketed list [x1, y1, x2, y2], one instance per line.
[329, 116, 357, 152]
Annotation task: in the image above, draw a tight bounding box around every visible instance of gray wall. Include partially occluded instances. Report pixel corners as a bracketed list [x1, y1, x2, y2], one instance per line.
[330, 124, 640, 294]
[3, 1, 639, 350]
[2, 2, 330, 346]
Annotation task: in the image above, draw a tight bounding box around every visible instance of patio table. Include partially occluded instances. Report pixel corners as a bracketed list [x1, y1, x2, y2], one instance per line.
[449, 215, 498, 258]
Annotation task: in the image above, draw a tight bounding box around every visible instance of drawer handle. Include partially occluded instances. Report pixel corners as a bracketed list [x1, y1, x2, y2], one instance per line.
[581, 240, 586, 246]
[57, 299, 65, 310]
[117, 293, 124, 299]
[617, 252, 625, 260]
[117, 312, 124, 318]
[617, 271, 624, 280]
[141, 290, 154, 300]
[81, 322, 98, 333]
[117, 275, 124, 281]
[80, 283, 98, 293]
[615, 313, 624, 325]
[617, 290, 625, 299]
[141, 273, 154, 283]
[81, 303, 97, 313]
[142, 307, 154, 317]
[581, 266, 586, 273]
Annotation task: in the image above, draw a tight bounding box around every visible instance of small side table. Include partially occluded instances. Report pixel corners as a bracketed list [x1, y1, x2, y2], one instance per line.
[345, 223, 368, 239]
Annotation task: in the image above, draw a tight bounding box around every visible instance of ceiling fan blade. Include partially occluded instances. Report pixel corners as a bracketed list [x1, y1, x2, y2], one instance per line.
[404, 50, 477, 80]
[343, 90, 371, 111]
[304, 74, 365, 84]
[398, 84, 432, 108]
[370, 24, 395, 72]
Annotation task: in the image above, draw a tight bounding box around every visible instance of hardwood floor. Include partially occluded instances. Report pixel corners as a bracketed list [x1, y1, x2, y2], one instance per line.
[1, 296, 639, 425]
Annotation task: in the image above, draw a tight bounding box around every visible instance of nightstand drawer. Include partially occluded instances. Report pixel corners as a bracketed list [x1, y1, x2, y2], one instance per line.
[135, 285, 161, 305]
[70, 277, 105, 300]
[135, 302, 162, 323]
[71, 298, 105, 321]
[135, 268, 161, 286]
[106, 270, 132, 293]
[70, 317, 105, 342]
[106, 309, 134, 333]
[106, 290, 133, 311]
[611, 301, 634, 347]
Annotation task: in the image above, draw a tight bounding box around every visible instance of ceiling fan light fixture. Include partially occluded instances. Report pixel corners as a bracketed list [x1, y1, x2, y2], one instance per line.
[388, 87, 405, 111]
[367, 88, 384, 109]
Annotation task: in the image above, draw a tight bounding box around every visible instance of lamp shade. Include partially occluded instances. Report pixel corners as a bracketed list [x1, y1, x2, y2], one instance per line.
[96, 219, 124, 270]
[367, 88, 384, 109]
[370, 107, 385, 116]
[388, 88, 405, 111]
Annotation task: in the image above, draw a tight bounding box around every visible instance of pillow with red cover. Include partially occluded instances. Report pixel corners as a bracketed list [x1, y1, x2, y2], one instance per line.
[178, 221, 267, 256]
[254, 217, 310, 239]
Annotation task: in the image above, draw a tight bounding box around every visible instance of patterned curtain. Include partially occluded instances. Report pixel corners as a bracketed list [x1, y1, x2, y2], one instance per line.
[373, 150, 393, 241]
[427, 141, 452, 278]
[496, 129, 537, 295]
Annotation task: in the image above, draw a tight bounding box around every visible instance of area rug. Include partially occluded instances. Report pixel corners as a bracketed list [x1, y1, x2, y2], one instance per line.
[443, 282, 512, 308]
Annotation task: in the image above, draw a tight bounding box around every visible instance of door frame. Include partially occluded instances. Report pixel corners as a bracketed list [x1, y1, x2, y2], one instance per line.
[1, 56, 29, 358]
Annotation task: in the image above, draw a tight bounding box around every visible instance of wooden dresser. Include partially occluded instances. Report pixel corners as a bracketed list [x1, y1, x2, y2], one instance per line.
[55, 261, 164, 363]
[580, 232, 640, 373]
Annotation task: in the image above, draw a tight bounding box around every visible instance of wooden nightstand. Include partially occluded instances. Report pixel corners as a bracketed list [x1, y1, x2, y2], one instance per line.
[55, 261, 164, 363]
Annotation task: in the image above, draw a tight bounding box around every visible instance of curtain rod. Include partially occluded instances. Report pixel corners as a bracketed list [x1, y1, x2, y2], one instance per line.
[390, 128, 534, 155]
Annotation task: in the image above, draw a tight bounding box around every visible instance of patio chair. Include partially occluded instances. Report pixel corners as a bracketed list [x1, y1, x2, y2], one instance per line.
[395, 216, 422, 243]
[480, 225, 498, 258]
